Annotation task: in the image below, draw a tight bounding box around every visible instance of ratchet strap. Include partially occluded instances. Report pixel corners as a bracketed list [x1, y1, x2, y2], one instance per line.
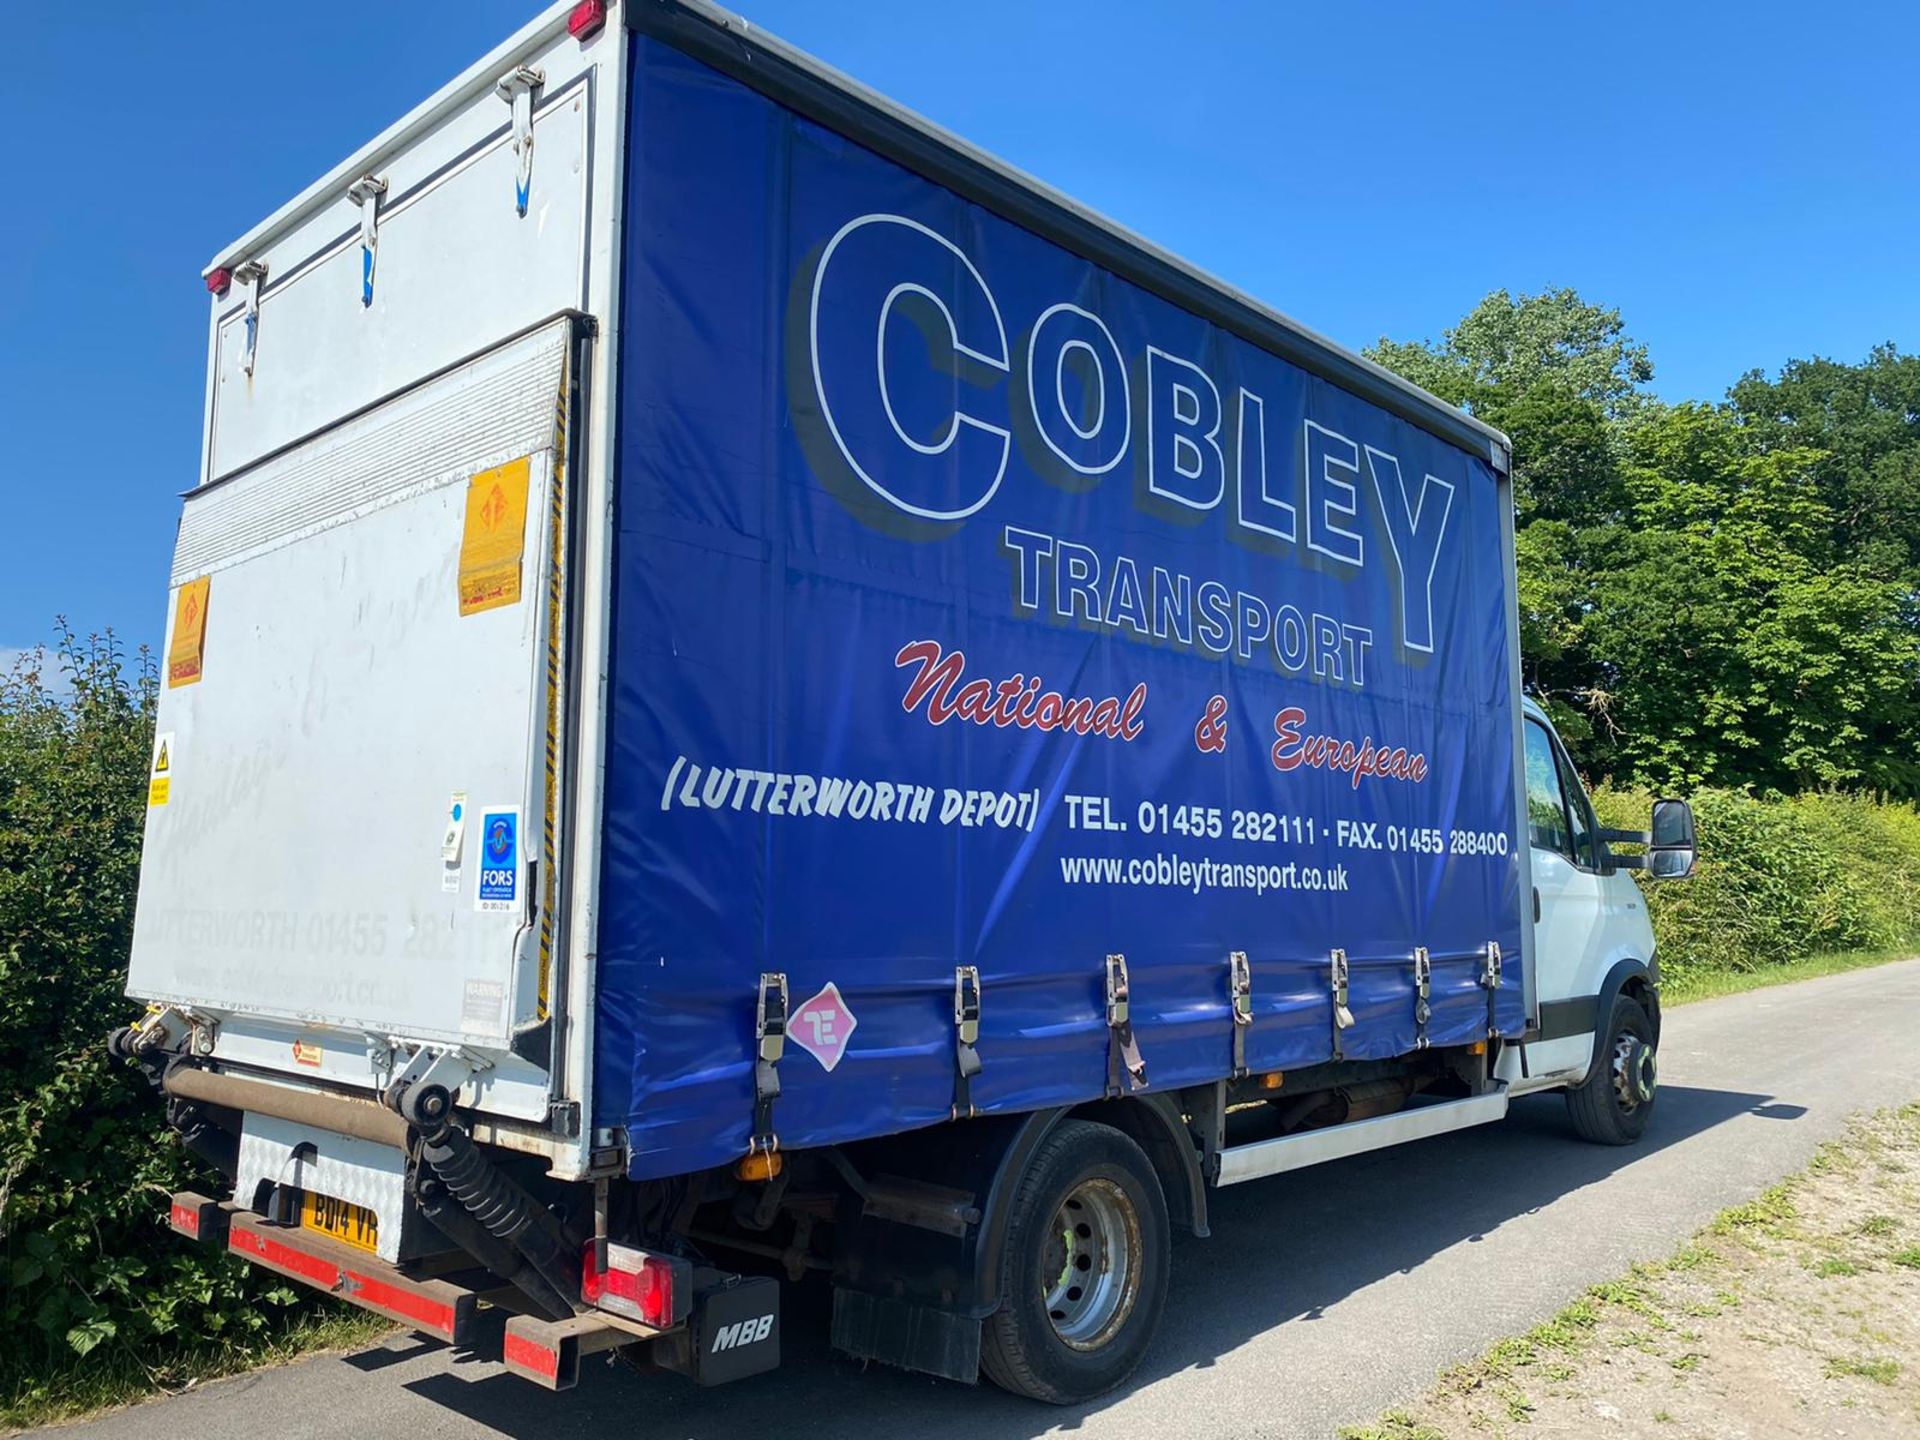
[951, 965, 982, 1119]
[1329, 948, 1355, 1061]
[751, 973, 787, 1155]
[1105, 953, 1147, 1095]
[1481, 941, 1503, 1038]
[1412, 947, 1432, 1050]
[1228, 950, 1252, 1079]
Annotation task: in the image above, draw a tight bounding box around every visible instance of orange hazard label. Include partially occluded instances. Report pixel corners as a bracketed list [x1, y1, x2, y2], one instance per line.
[458, 456, 533, 616]
[167, 576, 210, 687]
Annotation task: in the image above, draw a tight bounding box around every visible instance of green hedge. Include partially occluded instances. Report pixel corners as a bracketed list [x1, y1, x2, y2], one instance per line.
[1591, 785, 1920, 982]
[0, 633, 325, 1420]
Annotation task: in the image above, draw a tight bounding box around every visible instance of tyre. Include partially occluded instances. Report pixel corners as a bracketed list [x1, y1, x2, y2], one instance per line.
[980, 1119, 1170, 1405]
[1565, 995, 1658, 1145]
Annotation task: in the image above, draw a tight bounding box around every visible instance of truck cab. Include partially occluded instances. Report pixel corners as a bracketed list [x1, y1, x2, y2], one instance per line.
[1502, 697, 1694, 1143]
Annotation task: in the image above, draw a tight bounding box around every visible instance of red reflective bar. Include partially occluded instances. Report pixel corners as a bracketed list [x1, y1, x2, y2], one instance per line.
[503, 1328, 562, 1384]
[224, 1214, 475, 1344]
[503, 1313, 637, 1392]
[168, 1192, 231, 1246]
[346, 1269, 459, 1339]
[230, 1220, 343, 1292]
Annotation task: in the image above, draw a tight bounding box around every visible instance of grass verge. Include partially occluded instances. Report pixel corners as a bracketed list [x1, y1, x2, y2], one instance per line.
[1662, 948, 1912, 1006]
[1339, 1101, 1920, 1439]
[0, 1309, 394, 1434]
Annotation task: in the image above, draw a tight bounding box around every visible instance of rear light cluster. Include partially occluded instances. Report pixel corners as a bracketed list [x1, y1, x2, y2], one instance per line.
[580, 1241, 690, 1328]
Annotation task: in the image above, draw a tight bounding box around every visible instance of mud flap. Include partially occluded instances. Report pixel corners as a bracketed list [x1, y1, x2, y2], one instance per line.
[831, 1288, 980, 1385]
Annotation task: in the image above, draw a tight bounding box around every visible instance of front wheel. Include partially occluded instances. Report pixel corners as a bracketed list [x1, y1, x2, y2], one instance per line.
[1565, 995, 1657, 1145]
[980, 1119, 1170, 1404]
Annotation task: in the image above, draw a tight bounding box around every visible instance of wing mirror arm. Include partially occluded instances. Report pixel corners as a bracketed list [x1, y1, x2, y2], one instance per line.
[1596, 805, 1696, 879]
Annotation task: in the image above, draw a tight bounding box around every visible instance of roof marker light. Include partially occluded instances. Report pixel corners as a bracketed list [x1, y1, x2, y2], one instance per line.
[567, 0, 606, 40]
[206, 267, 233, 298]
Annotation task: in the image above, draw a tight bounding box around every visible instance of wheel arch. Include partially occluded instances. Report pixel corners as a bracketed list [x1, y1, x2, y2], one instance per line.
[973, 1095, 1205, 1314]
[1594, 956, 1661, 1062]
[1064, 1094, 1208, 1240]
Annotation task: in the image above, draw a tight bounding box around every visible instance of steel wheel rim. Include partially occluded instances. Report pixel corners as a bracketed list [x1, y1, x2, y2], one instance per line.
[1041, 1177, 1141, 1350]
[1611, 1033, 1655, 1113]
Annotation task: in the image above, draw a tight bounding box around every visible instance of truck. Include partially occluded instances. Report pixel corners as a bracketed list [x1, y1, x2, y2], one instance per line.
[115, 0, 1699, 1406]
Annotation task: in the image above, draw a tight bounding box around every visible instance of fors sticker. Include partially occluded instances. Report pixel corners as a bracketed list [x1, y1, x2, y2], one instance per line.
[475, 806, 521, 912]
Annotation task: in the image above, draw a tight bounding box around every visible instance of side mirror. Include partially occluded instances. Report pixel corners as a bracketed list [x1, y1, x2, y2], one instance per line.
[1648, 798, 1696, 880]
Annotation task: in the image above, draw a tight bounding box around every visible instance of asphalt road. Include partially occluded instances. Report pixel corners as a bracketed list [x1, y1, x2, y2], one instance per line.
[55, 959, 1920, 1440]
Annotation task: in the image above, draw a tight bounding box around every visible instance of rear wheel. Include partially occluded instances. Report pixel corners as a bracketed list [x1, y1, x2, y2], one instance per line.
[1566, 995, 1657, 1145]
[980, 1119, 1169, 1404]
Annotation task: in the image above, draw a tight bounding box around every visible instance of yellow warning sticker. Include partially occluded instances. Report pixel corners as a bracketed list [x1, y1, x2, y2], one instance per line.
[148, 732, 174, 808]
[167, 577, 210, 687]
[292, 1038, 323, 1068]
[458, 456, 533, 616]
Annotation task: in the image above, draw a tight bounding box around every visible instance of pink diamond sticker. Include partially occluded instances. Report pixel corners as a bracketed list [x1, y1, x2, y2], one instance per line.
[791, 981, 857, 1073]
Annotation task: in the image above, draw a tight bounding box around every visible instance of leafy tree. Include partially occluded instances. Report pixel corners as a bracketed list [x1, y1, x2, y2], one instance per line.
[1370, 287, 1653, 420]
[1370, 290, 1641, 530]
[1373, 297, 1920, 798]
[1728, 345, 1920, 585]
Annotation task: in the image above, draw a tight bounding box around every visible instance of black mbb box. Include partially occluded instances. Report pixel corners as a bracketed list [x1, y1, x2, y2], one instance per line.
[657, 1272, 780, 1386]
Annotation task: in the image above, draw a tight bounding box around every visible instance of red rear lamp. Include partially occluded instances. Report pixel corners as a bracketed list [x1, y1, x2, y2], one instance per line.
[567, 0, 606, 39]
[206, 266, 233, 298]
[581, 1241, 689, 1328]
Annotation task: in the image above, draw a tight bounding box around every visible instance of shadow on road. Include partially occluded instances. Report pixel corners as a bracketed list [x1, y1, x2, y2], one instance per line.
[397, 1083, 1779, 1438]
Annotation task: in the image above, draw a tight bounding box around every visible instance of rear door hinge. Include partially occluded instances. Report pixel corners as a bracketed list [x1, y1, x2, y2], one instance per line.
[233, 260, 268, 376]
[346, 174, 388, 308]
[495, 67, 545, 216]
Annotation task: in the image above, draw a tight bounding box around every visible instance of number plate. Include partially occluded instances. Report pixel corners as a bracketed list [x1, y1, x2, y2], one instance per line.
[300, 1190, 380, 1253]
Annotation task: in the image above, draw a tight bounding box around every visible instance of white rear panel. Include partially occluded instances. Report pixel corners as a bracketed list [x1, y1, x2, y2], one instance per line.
[130, 5, 628, 1164]
[207, 80, 590, 482]
[131, 321, 569, 1049]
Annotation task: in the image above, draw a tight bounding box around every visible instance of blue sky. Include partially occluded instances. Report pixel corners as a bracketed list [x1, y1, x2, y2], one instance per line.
[6, 1, 1916, 660]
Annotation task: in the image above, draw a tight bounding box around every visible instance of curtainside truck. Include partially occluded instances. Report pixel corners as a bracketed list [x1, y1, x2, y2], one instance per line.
[116, 0, 1699, 1404]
